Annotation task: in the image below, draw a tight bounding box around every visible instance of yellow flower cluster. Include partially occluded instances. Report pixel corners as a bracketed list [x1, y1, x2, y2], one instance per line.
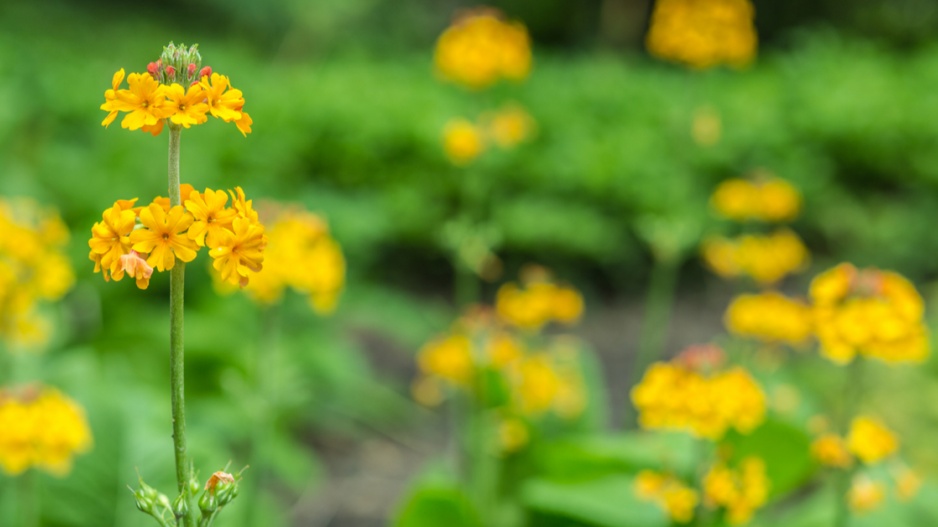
[701, 229, 809, 285]
[724, 292, 812, 345]
[634, 470, 699, 523]
[809, 263, 929, 364]
[100, 43, 251, 136]
[434, 8, 531, 89]
[811, 416, 899, 468]
[0, 386, 92, 476]
[236, 205, 344, 313]
[443, 104, 536, 165]
[631, 360, 766, 439]
[646, 0, 757, 69]
[89, 185, 267, 289]
[0, 199, 73, 349]
[848, 476, 885, 514]
[702, 457, 769, 525]
[710, 177, 801, 223]
[495, 269, 583, 331]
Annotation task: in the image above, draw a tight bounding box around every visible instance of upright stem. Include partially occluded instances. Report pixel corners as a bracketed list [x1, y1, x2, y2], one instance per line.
[167, 124, 193, 527]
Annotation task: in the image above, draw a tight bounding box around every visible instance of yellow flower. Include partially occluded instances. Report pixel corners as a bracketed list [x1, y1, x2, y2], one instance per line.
[434, 9, 532, 89]
[497, 417, 530, 453]
[646, 0, 757, 69]
[634, 470, 698, 524]
[210, 216, 267, 287]
[847, 416, 898, 464]
[701, 229, 809, 285]
[848, 476, 885, 514]
[724, 292, 812, 345]
[0, 386, 92, 476]
[130, 203, 199, 272]
[703, 457, 769, 525]
[495, 275, 584, 331]
[486, 332, 523, 367]
[710, 176, 801, 222]
[200, 73, 245, 123]
[810, 264, 929, 365]
[811, 434, 852, 468]
[100, 68, 126, 127]
[893, 467, 921, 501]
[118, 251, 154, 290]
[417, 333, 475, 385]
[116, 72, 170, 131]
[483, 104, 535, 148]
[185, 188, 237, 248]
[443, 118, 485, 165]
[88, 199, 137, 279]
[631, 361, 766, 439]
[165, 83, 209, 128]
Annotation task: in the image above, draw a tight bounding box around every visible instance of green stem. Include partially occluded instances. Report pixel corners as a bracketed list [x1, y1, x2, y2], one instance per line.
[833, 359, 863, 527]
[454, 260, 478, 309]
[18, 469, 39, 527]
[167, 124, 194, 527]
[625, 256, 680, 428]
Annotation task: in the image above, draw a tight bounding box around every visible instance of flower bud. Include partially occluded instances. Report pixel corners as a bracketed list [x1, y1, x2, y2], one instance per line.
[165, 65, 176, 78]
[199, 66, 212, 79]
[147, 62, 159, 75]
[215, 480, 239, 506]
[172, 494, 189, 518]
[132, 488, 154, 514]
[198, 491, 217, 515]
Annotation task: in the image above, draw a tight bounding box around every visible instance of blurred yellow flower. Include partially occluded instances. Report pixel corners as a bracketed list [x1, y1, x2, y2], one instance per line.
[634, 470, 698, 523]
[710, 177, 801, 222]
[631, 360, 765, 440]
[702, 457, 769, 525]
[847, 416, 898, 464]
[893, 467, 921, 501]
[443, 118, 485, 166]
[235, 206, 344, 313]
[810, 264, 929, 365]
[646, 0, 757, 69]
[811, 433, 852, 468]
[849, 476, 885, 514]
[495, 272, 583, 331]
[0, 386, 92, 476]
[724, 292, 812, 345]
[483, 104, 536, 148]
[434, 8, 532, 89]
[701, 229, 809, 285]
[497, 416, 530, 453]
[0, 199, 74, 350]
[417, 333, 475, 386]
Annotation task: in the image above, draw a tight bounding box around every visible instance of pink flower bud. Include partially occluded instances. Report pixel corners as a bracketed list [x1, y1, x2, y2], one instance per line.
[188, 63, 197, 76]
[199, 66, 212, 79]
[147, 62, 159, 75]
[165, 65, 176, 77]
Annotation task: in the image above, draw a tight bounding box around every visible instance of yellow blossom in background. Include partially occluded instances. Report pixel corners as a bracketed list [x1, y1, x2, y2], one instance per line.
[849, 476, 885, 514]
[702, 457, 769, 525]
[710, 176, 801, 222]
[893, 467, 921, 501]
[486, 332, 524, 368]
[100, 42, 250, 136]
[495, 271, 583, 331]
[724, 292, 812, 345]
[434, 8, 532, 89]
[417, 333, 475, 386]
[847, 416, 898, 464]
[0, 386, 92, 476]
[497, 416, 530, 453]
[634, 470, 698, 524]
[443, 118, 485, 166]
[810, 263, 929, 364]
[646, 0, 757, 69]
[631, 359, 766, 440]
[701, 229, 809, 285]
[811, 434, 852, 468]
[0, 199, 74, 350]
[229, 205, 345, 313]
[483, 104, 536, 148]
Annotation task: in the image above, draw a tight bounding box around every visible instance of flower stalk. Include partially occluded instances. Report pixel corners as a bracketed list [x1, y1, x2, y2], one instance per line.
[167, 123, 193, 527]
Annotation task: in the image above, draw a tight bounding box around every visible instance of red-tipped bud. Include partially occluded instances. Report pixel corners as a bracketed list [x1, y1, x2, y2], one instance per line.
[188, 63, 197, 75]
[165, 65, 176, 77]
[147, 62, 159, 75]
[199, 66, 212, 79]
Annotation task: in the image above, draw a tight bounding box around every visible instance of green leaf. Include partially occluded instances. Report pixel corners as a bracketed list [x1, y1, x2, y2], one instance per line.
[722, 418, 815, 499]
[521, 475, 668, 527]
[393, 481, 482, 527]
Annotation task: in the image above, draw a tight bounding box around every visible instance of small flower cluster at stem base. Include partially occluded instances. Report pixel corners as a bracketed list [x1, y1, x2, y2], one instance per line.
[100, 42, 252, 137]
[89, 185, 267, 289]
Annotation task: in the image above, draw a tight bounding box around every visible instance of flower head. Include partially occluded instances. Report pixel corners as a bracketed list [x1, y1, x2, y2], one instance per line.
[210, 216, 266, 287]
[434, 9, 532, 89]
[130, 203, 199, 272]
[646, 0, 757, 69]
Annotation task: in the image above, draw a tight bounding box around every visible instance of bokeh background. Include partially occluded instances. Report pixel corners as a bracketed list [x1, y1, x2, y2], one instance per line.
[4, 0, 938, 525]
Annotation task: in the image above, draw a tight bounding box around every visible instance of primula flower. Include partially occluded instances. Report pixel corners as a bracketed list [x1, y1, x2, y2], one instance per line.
[88, 199, 138, 279]
[847, 416, 898, 464]
[118, 251, 154, 290]
[130, 203, 199, 272]
[434, 9, 532, 89]
[646, 0, 757, 69]
[200, 73, 245, 122]
[210, 216, 266, 287]
[849, 476, 885, 513]
[417, 334, 475, 385]
[101, 68, 126, 127]
[165, 83, 209, 128]
[118, 73, 170, 131]
[185, 188, 236, 248]
[443, 118, 485, 165]
[702, 458, 769, 525]
[634, 470, 698, 524]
